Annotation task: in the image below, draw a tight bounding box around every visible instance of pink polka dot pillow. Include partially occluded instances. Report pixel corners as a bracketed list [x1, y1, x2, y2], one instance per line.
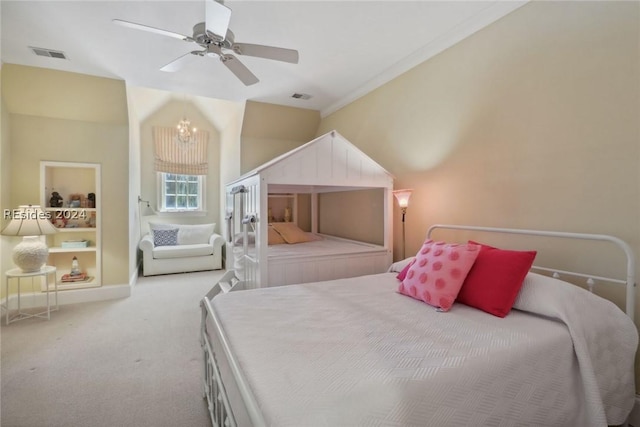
[398, 240, 480, 311]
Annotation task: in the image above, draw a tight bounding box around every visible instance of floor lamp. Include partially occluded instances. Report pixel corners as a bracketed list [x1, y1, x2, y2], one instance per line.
[393, 189, 413, 260]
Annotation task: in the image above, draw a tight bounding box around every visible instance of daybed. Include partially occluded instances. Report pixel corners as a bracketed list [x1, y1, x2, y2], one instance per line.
[200, 225, 637, 427]
[225, 130, 394, 288]
[139, 222, 224, 276]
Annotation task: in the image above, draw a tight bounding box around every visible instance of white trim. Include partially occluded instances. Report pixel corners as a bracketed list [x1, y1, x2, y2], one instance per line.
[40, 161, 102, 288]
[130, 264, 140, 287]
[320, 1, 529, 118]
[158, 172, 205, 213]
[1, 284, 130, 313]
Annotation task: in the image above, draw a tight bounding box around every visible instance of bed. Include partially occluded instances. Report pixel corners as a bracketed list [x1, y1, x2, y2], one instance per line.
[200, 225, 638, 427]
[230, 232, 391, 287]
[224, 130, 394, 288]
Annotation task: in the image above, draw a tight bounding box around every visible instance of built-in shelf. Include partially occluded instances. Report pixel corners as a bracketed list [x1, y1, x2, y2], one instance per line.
[41, 161, 101, 289]
[49, 247, 97, 254]
[51, 228, 96, 233]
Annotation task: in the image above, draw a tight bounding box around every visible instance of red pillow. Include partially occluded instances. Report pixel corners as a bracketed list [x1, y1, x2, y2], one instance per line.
[457, 241, 536, 317]
[396, 261, 414, 281]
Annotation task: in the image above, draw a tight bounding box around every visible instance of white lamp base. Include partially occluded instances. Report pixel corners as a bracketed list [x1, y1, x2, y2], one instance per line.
[12, 236, 49, 273]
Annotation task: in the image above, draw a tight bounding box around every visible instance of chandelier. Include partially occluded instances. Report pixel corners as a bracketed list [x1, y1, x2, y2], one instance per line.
[176, 117, 197, 143]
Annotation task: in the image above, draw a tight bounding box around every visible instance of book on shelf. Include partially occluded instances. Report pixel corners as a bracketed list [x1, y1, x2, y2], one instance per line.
[61, 273, 92, 283]
[61, 239, 89, 248]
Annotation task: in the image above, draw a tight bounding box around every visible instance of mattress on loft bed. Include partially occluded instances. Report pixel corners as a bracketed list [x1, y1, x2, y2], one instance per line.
[205, 271, 637, 427]
[266, 234, 386, 258]
[231, 233, 391, 286]
[232, 233, 387, 258]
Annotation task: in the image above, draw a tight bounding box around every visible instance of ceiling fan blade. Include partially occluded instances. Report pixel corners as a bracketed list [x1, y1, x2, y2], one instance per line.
[205, 0, 231, 40]
[220, 54, 259, 86]
[231, 43, 299, 64]
[112, 19, 194, 42]
[160, 51, 203, 72]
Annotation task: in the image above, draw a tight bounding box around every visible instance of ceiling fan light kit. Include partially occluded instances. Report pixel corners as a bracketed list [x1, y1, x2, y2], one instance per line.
[113, 0, 298, 86]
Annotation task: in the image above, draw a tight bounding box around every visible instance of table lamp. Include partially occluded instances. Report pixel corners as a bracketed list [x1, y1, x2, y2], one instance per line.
[1, 205, 58, 272]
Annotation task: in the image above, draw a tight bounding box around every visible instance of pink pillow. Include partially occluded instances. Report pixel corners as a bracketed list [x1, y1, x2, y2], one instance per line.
[396, 261, 413, 281]
[398, 240, 480, 311]
[457, 241, 536, 318]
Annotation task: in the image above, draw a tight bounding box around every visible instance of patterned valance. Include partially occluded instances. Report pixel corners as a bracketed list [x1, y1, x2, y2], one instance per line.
[153, 127, 209, 175]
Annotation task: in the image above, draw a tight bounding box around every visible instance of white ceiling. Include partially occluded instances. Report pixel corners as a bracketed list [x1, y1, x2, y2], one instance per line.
[1, 1, 526, 116]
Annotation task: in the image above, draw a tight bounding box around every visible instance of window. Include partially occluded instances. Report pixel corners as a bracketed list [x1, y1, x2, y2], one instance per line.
[159, 173, 205, 212]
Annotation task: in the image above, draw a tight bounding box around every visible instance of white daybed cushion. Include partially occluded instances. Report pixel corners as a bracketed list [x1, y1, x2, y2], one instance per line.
[152, 243, 213, 259]
[209, 272, 637, 426]
[178, 223, 215, 245]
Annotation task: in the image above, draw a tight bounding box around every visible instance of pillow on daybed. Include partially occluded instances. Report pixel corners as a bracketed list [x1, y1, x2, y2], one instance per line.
[177, 223, 215, 245]
[270, 222, 314, 244]
[149, 221, 175, 231]
[268, 225, 287, 245]
[457, 241, 536, 318]
[398, 240, 480, 312]
[153, 228, 178, 247]
[149, 222, 215, 245]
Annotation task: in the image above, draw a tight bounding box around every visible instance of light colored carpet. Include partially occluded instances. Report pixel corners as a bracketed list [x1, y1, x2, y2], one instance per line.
[1, 269, 225, 427]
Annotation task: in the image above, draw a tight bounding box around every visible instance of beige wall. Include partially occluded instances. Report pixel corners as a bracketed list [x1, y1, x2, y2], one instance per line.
[219, 104, 245, 239]
[126, 85, 143, 283]
[318, 189, 385, 245]
[237, 101, 322, 241]
[0, 67, 13, 292]
[241, 101, 320, 173]
[319, 1, 640, 384]
[1, 65, 130, 288]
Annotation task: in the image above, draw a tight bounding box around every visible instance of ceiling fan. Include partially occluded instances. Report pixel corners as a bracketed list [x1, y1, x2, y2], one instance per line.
[113, 0, 299, 86]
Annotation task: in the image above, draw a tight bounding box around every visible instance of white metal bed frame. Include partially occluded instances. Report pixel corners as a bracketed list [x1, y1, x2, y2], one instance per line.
[427, 224, 636, 321]
[200, 225, 637, 427]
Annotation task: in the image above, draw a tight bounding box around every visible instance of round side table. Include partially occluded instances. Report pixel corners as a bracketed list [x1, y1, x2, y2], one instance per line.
[4, 266, 58, 325]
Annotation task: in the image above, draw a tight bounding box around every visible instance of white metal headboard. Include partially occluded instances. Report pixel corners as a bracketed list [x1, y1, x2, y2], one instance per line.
[427, 224, 636, 321]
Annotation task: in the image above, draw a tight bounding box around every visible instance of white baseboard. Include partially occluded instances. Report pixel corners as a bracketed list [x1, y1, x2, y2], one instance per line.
[130, 262, 141, 287]
[1, 284, 131, 313]
[629, 394, 640, 427]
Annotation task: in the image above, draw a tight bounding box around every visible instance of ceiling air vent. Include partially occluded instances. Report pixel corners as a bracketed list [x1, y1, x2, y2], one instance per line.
[29, 46, 68, 60]
[291, 93, 312, 100]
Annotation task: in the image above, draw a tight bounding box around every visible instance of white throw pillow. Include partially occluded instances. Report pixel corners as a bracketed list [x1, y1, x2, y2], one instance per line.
[178, 223, 215, 245]
[148, 221, 176, 231]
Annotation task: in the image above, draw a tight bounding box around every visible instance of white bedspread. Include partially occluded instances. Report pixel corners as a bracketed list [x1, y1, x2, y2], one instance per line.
[210, 272, 637, 426]
[513, 272, 638, 425]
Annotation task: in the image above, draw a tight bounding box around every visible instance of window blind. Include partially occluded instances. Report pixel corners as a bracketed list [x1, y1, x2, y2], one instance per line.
[153, 127, 209, 175]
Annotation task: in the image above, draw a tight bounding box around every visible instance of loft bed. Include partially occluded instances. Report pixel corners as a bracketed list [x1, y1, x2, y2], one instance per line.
[201, 225, 638, 427]
[225, 130, 394, 288]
